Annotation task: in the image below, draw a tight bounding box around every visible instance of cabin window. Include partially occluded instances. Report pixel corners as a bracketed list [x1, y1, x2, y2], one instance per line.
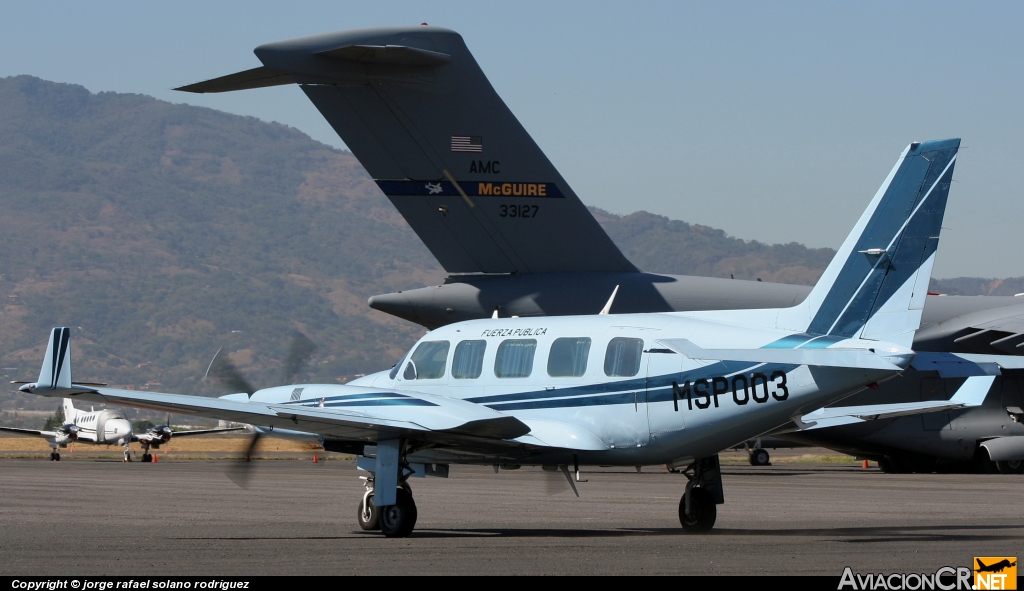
[405, 340, 450, 380]
[494, 339, 537, 378]
[547, 337, 591, 377]
[604, 337, 644, 377]
[452, 340, 487, 379]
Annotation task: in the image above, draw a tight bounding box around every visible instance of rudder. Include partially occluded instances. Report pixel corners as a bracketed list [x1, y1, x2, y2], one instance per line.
[777, 139, 960, 348]
[36, 327, 72, 390]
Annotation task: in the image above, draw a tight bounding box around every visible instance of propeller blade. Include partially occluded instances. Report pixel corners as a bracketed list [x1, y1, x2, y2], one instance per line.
[280, 332, 317, 385]
[204, 347, 256, 396]
[226, 429, 261, 489]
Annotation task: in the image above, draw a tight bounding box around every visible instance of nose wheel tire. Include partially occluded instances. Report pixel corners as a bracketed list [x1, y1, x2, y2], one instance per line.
[379, 488, 418, 538]
[141, 453, 153, 463]
[357, 494, 380, 531]
[679, 487, 716, 534]
[123, 450, 132, 462]
[749, 448, 770, 466]
[50, 452, 60, 461]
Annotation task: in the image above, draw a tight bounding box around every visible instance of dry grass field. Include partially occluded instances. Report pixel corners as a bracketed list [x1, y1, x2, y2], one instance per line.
[0, 433, 322, 458]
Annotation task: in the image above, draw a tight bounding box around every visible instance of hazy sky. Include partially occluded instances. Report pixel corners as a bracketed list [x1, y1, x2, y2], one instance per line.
[2, 1, 1022, 278]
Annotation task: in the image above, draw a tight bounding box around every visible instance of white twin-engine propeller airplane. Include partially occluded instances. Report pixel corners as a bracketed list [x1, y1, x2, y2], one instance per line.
[5, 336, 243, 461]
[18, 139, 1023, 536]
[0, 396, 242, 462]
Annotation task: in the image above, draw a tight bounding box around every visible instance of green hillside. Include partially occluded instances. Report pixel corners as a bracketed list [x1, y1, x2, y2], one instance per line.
[0, 77, 1016, 420]
[0, 76, 443, 406]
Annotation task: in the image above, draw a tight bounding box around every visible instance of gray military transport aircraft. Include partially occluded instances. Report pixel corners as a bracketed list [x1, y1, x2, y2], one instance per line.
[176, 25, 1024, 474]
[22, 138, 1024, 538]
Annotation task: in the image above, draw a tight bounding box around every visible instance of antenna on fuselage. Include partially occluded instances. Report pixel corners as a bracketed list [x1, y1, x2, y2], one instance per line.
[598, 285, 620, 315]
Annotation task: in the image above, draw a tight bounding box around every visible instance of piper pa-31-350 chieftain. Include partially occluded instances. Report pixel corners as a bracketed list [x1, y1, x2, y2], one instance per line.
[21, 138, 1016, 536]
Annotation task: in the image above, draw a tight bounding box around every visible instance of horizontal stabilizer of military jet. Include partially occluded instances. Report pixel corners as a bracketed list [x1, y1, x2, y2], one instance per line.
[910, 352, 1024, 377]
[787, 375, 996, 431]
[655, 338, 904, 370]
[175, 66, 294, 93]
[316, 44, 452, 66]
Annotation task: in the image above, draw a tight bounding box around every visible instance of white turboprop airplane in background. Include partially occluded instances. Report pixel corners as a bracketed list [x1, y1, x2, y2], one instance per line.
[0, 397, 242, 462]
[19, 139, 1023, 536]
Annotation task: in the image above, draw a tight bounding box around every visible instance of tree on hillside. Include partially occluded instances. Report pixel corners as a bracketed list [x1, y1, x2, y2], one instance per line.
[42, 402, 65, 430]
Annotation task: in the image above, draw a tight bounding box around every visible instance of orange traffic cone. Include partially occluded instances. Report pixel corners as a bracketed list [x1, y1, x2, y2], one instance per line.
[862, 459, 870, 469]
[313, 454, 318, 463]
[153, 454, 158, 463]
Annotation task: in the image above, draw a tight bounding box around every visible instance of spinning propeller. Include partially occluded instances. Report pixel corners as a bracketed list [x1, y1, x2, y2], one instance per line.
[203, 332, 317, 488]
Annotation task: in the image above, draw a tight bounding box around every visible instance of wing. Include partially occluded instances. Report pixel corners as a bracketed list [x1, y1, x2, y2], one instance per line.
[166, 427, 247, 438]
[0, 426, 54, 438]
[30, 384, 531, 450]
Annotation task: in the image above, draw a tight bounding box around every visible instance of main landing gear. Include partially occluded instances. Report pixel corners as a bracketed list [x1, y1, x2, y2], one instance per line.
[678, 455, 724, 534]
[49, 450, 61, 461]
[749, 448, 770, 466]
[355, 439, 419, 538]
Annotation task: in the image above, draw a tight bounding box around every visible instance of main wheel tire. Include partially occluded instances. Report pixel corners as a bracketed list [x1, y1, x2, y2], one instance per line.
[379, 488, 418, 538]
[53, 453, 60, 461]
[996, 460, 1024, 474]
[357, 494, 380, 531]
[749, 449, 770, 466]
[679, 487, 717, 534]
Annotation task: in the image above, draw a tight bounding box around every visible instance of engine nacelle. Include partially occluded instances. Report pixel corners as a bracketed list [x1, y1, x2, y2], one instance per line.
[142, 425, 173, 446]
[54, 424, 79, 445]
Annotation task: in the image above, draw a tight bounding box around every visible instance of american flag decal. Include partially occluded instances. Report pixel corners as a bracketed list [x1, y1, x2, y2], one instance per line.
[451, 135, 483, 152]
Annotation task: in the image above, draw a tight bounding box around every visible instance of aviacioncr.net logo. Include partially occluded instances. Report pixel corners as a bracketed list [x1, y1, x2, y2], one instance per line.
[838, 567, 973, 590]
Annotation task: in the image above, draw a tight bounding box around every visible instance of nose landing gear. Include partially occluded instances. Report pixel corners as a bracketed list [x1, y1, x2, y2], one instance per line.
[356, 476, 380, 531]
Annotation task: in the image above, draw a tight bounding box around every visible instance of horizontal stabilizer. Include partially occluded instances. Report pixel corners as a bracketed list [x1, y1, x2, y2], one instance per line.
[317, 44, 452, 66]
[655, 338, 902, 370]
[790, 375, 994, 431]
[910, 352, 1024, 377]
[175, 66, 294, 93]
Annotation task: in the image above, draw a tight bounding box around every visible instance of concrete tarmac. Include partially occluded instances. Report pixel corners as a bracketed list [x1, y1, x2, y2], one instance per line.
[0, 458, 1020, 575]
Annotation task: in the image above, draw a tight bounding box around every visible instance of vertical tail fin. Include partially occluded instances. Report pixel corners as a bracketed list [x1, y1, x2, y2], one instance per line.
[777, 139, 960, 347]
[37, 327, 72, 390]
[61, 398, 78, 424]
[175, 27, 636, 276]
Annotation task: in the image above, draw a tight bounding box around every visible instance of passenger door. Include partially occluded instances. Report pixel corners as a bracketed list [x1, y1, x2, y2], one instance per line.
[646, 349, 684, 439]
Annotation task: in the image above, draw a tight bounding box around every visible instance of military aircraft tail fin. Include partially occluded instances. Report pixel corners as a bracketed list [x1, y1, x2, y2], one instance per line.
[176, 26, 636, 275]
[777, 139, 960, 348]
[36, 327, 72, 391]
